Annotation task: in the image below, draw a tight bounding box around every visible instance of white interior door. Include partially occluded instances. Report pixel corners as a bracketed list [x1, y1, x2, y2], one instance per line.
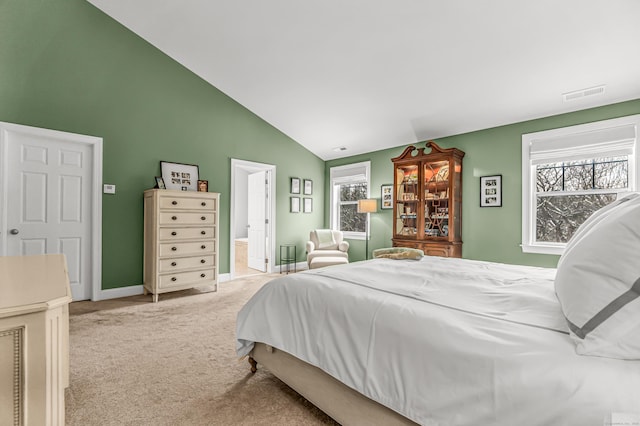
[1, 123, 97, 301]
[247, 171, 266, 272]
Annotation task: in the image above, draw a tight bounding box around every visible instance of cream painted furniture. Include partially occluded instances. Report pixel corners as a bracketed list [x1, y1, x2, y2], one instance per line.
[143, 189, 219, 302]
[249, 343, 417, 425]
[309, 256, 348, 269]
[0, 254, 71, 426]
[306, 230, 349, 269]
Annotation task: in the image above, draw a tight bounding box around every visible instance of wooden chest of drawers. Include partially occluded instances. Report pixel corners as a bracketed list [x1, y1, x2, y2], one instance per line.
[143, 189, 219, 302]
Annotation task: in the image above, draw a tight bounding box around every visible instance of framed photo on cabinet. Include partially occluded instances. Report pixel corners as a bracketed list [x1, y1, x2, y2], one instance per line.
[160, 161, 199, 191]
[480, 175, 502, 207]
[155, 176, 166, 189]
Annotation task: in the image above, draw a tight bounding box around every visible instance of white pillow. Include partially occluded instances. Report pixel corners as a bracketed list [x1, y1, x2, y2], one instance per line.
[555, 192, 640, 359]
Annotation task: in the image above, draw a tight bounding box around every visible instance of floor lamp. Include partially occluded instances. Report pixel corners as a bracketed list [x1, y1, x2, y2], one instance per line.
[357, 199, 377, 260]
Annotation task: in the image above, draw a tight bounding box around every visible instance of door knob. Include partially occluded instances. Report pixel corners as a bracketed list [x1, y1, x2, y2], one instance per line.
[9, 229, 19, 235]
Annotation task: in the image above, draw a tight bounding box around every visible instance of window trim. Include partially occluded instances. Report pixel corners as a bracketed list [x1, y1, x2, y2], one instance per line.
[522, 114, 640, 255]
[329, 161, 371, 240]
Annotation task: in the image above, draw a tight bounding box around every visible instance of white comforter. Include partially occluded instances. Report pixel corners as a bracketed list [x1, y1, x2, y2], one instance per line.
[236, 257, 640, 425]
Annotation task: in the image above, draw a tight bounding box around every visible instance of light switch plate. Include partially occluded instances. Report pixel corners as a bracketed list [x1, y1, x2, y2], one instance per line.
[103, 184, 116, 194]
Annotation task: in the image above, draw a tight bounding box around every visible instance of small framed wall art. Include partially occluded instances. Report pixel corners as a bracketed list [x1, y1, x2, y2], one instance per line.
[290, 177, 301, 194]
[303, 179, 313, 195]
[197, 180, 208, 192]
[160, 161, 199, 191]
[290, 197, 300, 213]
[480, 175, 502, 207]
[303, 197, 313, 213]
[381, 184, 393, 209]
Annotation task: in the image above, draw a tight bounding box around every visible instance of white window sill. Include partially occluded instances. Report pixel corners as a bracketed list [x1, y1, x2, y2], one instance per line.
[343, 232, 366, 241]
[520, 243, 564, 256]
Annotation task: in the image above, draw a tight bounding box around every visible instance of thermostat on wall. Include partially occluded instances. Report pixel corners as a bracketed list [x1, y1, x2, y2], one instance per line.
[103, 184, 116, 194]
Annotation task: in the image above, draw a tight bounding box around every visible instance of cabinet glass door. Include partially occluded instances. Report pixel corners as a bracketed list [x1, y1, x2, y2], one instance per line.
[423, 161, 449, 238]
[395, 164, 419, 237]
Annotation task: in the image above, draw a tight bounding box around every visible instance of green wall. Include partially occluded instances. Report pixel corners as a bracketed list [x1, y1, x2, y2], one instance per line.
[327, 99, 640, 267]
[0, 0, 325, 289]
[3, 1, 640, 290]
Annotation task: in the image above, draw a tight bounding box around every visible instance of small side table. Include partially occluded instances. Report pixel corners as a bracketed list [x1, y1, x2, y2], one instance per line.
[279, 244, 297, 274]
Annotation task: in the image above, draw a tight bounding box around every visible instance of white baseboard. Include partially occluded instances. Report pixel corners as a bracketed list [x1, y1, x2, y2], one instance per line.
[94, 273, 233, 301]
[95, 285, 144, 301]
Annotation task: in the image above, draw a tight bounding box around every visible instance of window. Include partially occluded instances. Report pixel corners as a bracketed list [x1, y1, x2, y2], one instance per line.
[330, 161, 371, 239]
[522, 114, 639, 255]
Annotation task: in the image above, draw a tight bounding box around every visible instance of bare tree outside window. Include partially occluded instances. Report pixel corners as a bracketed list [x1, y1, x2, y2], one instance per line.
[535, 157, 628, 243]
[339, 183, 367, 232]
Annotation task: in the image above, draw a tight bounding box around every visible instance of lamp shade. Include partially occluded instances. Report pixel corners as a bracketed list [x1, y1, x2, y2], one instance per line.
[357, 199, 377, 214]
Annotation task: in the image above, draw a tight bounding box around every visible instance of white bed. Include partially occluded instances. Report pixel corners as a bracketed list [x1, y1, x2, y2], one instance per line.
[236, 256, 640, 425]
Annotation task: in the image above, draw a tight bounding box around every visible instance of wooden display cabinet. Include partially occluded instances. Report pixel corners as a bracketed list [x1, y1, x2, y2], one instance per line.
[391, 141, 465, 257]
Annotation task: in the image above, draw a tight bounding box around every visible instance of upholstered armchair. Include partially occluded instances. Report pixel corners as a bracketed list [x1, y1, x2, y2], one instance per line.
[306, 229, 350, 269]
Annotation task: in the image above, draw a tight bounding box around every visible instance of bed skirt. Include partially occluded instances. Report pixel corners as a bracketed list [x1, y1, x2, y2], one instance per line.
[249, 342, 417, 426]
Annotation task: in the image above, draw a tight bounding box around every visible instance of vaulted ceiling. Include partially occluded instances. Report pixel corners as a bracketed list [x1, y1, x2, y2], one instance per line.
[88, 0, 640, 160]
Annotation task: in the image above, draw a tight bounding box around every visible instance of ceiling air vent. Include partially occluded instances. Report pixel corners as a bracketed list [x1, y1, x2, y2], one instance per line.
[563, 85, 606, 102]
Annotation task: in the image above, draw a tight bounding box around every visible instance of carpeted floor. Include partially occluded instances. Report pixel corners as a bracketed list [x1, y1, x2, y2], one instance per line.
[66, 273, 339, 425]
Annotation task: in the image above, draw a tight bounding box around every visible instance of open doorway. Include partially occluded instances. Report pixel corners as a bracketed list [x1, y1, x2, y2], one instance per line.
[230, 159, 276, 279]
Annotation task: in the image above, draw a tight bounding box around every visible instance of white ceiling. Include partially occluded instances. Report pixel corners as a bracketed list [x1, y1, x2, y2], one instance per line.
[87, 0, 640, 160]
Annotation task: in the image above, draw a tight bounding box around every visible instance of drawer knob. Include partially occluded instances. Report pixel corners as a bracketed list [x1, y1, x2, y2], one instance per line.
[171, 231, 177, 236]
[201, 245, 206, 250]
[171, 262, 177, 266]
[201, 230, 206, 235]
[171, 277, 177, 282]
[172, 201, 178, 205]
[201, 216, 206, 221]
[172, 216, 177, 221]
[201, 202, 206, 206]
[200, 273, 206, 278]
[171, 246, 177, 251]
[200, 259, 206, 264]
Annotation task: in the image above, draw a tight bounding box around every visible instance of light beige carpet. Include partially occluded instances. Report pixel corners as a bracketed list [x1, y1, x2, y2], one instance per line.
[66, 274, 339, 425]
